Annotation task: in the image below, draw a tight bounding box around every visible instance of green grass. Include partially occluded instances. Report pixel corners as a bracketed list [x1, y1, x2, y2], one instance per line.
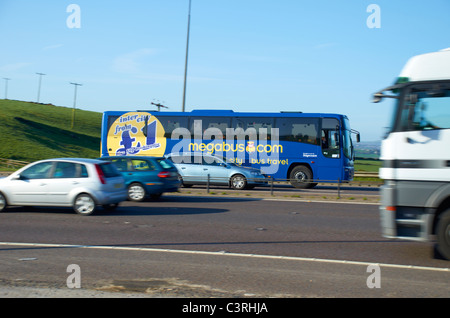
[354, 158, 381, 173]
[354, 158, 382, 182]
[0, 99, 102, 162]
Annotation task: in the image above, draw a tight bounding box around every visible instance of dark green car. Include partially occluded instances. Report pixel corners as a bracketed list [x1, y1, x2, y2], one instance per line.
[99, 156, 180, 201]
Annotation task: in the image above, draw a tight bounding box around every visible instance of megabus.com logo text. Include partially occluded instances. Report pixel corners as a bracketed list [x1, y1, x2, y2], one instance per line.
[188, 142, 283, 154]
[171, 120, 281, 174]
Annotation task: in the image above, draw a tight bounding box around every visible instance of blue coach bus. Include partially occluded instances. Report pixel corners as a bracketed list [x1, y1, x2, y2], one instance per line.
[100, 110, 360, 188]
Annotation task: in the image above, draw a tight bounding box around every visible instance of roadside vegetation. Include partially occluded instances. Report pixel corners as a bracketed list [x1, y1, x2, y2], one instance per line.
[0, 99, 101, 165]
[354, 158, 381, 182]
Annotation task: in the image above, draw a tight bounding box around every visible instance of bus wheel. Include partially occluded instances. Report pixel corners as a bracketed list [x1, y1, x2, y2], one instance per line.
[231, 174, 247, 190]
[436, 209, 450, 260]
[289, 166, 314, 189]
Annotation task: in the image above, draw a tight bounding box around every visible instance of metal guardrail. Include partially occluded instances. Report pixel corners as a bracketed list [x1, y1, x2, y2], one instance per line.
[180, 174, 381, 199]
[0, 158, 29, 169]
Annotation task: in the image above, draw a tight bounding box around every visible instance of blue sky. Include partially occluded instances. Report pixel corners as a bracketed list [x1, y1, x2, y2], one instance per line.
[1, 0, 449, 141]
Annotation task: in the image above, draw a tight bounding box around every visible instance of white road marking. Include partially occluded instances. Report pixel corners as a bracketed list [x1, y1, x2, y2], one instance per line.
[0, 241, 448, 272]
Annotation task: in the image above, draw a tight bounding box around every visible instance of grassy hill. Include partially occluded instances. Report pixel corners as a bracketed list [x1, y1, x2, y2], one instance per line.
[0, 99, 102, 162]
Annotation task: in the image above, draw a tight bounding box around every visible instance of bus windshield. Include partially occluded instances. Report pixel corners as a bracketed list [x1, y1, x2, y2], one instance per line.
[343, 118, 353, 159]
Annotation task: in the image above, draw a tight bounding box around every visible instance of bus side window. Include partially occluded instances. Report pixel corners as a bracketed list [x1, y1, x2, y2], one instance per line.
[232, 117, 274, 141]
[277, 118, 319, 144]
[159, 117, 188, 138]
[189, 117, 231, 139]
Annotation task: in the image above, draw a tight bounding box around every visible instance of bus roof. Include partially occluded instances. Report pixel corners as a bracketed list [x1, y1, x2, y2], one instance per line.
[107, 109, 345, 118]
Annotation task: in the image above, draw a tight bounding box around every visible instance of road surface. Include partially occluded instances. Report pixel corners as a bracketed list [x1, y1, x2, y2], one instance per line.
[0, 195, 448, 299]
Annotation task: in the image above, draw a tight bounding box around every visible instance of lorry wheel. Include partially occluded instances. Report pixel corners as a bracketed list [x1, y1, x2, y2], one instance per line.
[436, 209, 450, 260]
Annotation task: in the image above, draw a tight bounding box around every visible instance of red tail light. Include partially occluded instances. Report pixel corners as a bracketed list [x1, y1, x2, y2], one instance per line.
[158, 171, 171, 178]
[95, 164, 106, 184]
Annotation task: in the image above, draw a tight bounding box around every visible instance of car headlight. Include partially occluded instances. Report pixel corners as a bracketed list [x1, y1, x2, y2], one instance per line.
[250, 171, 261, 176]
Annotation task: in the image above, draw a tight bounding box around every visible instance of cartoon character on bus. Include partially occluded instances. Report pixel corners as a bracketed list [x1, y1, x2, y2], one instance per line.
[109, 112, 166, 157]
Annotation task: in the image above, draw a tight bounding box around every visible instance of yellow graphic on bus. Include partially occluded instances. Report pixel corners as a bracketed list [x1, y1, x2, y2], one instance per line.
[107, 112, 166, 157]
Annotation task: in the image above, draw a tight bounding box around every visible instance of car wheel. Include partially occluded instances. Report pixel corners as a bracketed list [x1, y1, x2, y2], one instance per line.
[128, 183, 146, 202]
[436, 209, 450, 260]
[0, 193, 7, 212]
[74, 194, 96, 216]
[231, 174, 247, 190]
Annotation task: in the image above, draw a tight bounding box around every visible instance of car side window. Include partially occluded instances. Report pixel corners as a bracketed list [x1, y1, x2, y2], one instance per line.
[53, 162, 78, 178]
[112, 158, 129, 171]
[169, 154, 197, 164]
[20, 162, 54, 179]
[80, 164, 88, 177]
[202, 156, 220, 166]
[192, 155, 203, 165]
[131, 159, 155, 171]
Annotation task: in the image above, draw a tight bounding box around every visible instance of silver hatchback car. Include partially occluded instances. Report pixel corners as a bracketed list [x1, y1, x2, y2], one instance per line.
[166, 153, 267, 190]
[0, 158, 127, 215]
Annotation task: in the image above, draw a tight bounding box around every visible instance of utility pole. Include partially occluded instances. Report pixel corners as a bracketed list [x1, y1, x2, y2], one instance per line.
[181, 0, 192, 112]
[151, 101, 169, 112]
[3, 78, 10, 99]
[36, 73, 46, 103]
[70, 82, 82, 129]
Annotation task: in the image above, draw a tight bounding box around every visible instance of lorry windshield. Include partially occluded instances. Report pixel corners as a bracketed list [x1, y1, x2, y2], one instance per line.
[398, 83, 450, 131]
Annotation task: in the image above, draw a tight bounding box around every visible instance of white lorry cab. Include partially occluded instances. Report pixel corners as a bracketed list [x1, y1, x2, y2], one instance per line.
[374, 48, 450, 260]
